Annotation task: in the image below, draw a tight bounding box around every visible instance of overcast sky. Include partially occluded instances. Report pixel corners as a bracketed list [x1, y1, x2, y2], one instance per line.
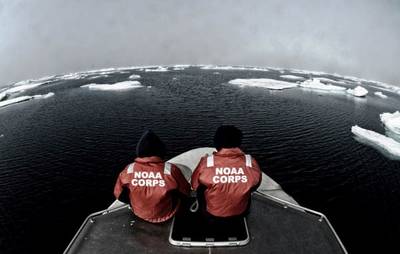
[1, 0, 399, 86]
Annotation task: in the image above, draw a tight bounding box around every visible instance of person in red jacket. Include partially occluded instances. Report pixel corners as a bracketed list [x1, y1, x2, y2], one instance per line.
[191, 125, 262, 218]
[114, 130, 190, 223]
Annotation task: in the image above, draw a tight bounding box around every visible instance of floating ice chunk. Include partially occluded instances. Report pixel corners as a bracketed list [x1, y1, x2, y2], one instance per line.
[32, 92, 55, 99]
[0, 92, 54, 108]
[300, 79, 346, 92]
[81, 81, 142, 91]
[0, 92, 6, 101]
[0, 134, 3, 138]
[346, 86, 368, 97]
[128, 74, 141, 79]
[213, 72, 220, 75]
[144, 66, 168, 72]
[229, 78, 298, 90]
[380, 112, 400, 135]
[0, 96, 32, 108]
[280, 75, 305, 81]
[374, 91, 388, 99]
[351, 125, 400, 158]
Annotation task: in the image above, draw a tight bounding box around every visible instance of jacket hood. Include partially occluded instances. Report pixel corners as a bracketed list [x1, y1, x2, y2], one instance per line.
[136, 130, 166, 159]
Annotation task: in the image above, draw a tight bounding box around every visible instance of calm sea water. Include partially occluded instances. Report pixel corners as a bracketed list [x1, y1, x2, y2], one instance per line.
[1, 67, 400, 253]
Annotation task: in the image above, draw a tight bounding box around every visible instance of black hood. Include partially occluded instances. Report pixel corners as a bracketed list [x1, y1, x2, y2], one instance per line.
[136, 130, 166, 158]
[213, 125, 242, 151]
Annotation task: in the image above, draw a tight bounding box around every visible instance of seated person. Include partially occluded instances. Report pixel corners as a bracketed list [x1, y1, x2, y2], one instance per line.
[114, 130, 190, 223]
[191, 125, 262, 218]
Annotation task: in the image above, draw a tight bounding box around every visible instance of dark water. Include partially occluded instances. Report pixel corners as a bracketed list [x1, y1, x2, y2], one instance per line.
[1, 67, 400, 253]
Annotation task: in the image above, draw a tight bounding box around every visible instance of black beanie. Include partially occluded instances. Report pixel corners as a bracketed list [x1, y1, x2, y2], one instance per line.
[213, 125, 242, 151]
[136, 130, 166, 158]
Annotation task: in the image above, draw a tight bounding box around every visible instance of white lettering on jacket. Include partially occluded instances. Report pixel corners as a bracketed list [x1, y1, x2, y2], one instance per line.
[131, 171, 166, 187]
[212, 167, 248, 184]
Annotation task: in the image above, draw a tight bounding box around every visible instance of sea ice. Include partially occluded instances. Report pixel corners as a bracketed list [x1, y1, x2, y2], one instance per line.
[299, 79, 346, 92]
[228, 78, 298, 90]
[368, 82, 400, 95]
[351, 125, 400, 158]
[0, 92, 54, 109]
[33, 92, 55, 99]
[2, 82, 47, 95]
[0, 96, 32, 108]
[81, 81, 142, 91]
[280, 75, 305, 81]
[374, 91, 388, 99]
[380, 112, 400, 135]
[128, 74, 141, 79]
[60, 73, 84, 80]
[201, 65, 269, 72]
[144, 66, 168, 72]
[346, 86, 368, 97]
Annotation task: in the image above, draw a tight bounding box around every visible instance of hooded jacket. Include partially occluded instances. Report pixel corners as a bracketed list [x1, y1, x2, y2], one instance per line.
[114, 131, 190, 223]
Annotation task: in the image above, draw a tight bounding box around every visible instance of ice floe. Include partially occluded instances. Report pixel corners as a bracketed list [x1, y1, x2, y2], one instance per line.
[128, 74, 141, 79]
[0, 96, 32, 108]
[33, 92, 55, 99]
[173, 64, 190, 68]
[370, 82, 400, 95]
[228, 78, 298, 90]
[81, 81, 142, 91]
[374, 91, 388, 99]
[380, 112, 400, 135]
[87, 75, 109, 80]
[299, 79, 346, 92]
[144, 66, 168, 72]
[201, 65, 269, 72]
[280, 75, 305, 81]
[1, 82, 48, 95]
[346, 86, 368, 97]
[172, 65, 189, 71]
[351, 125, 400, 158]
[0, 92, 55, 109]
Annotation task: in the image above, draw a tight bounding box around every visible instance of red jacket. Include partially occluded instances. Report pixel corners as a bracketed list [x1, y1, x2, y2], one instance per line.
[191, 148, 262, 217]
[114, 156, 190, 223]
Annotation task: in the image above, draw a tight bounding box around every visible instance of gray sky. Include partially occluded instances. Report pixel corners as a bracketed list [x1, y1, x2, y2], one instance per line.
[1, 0, 400, 86]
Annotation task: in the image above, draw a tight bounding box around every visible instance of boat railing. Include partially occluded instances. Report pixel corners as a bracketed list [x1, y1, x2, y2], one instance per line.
[255, 191, 348, 254]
